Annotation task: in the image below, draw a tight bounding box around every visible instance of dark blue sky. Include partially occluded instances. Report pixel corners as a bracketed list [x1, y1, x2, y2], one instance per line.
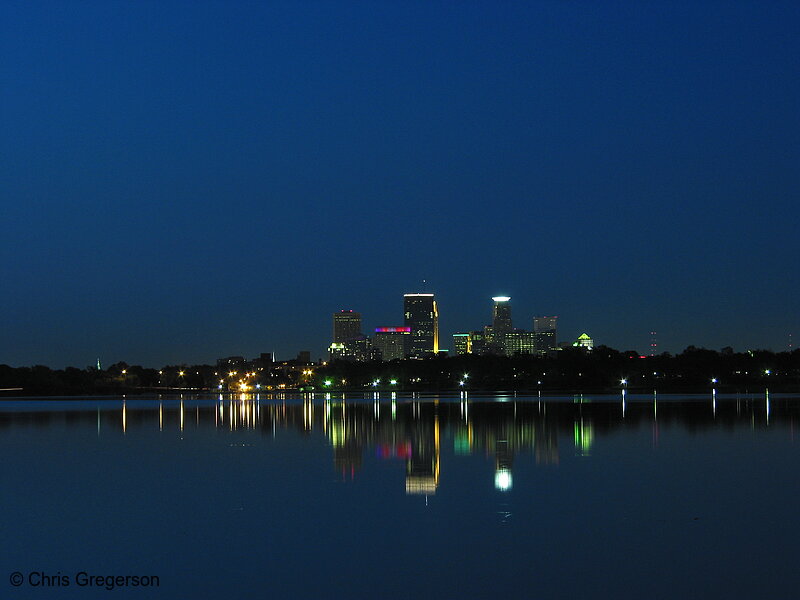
[2, 1, 798, 367]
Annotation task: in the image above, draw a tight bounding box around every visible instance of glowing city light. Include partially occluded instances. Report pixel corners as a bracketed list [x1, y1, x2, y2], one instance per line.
[494, 469, 512, 491]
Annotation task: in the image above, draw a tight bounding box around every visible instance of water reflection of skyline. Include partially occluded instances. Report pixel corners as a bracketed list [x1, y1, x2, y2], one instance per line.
[1, 392, 795, 495]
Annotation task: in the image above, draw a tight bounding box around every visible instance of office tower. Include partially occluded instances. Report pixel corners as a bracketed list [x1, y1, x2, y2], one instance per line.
[333, 310, 362, 343]
[469, 330, 488, 355]
[403, 293, 439, 358]
[492, 296, 513, 334]
[533, 316, 558, 355]
[373, 327, 411, 361]
[452, 333, 472, 355]
[503, 331, 536, 356]
[573, 333, 594, 351]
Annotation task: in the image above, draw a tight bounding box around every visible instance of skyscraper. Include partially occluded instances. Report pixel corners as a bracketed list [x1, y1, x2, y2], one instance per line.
[452, 333, 472, 355]
[492, 296, 513, 334]
[403, 293, 439, 358]
[373, 327, 411, 361]
[333, 310, 362, 343]
[533, 316, 558, 355]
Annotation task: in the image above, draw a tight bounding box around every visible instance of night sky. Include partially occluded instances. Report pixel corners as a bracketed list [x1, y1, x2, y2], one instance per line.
[2, 1, 798, 368]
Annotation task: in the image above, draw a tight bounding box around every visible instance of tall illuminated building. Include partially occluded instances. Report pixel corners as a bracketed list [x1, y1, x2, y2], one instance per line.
[533, 315, 558, 355]
[492, 296, 513, 334]
[333, 310, 362, 343]
[452, 333, 472, 355]
[403, 293, 439, 358]
[373, 327, 411, 361]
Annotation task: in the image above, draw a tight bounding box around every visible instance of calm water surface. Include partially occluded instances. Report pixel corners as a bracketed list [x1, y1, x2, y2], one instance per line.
[2, 391, 799, 599]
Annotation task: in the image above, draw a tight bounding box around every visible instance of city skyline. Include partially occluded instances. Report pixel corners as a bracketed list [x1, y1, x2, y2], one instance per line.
[2, 2, 798, 368]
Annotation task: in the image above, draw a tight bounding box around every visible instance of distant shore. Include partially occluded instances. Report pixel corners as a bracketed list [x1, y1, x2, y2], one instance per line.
[2, 346, 797, 397]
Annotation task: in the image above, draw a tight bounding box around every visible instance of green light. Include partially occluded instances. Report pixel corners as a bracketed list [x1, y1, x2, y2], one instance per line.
[574, 420, 594, 456]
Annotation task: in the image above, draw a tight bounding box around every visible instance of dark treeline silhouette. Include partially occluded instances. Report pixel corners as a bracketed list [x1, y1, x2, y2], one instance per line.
[0, 346, 798, 396]
[320, 346, 798, 393]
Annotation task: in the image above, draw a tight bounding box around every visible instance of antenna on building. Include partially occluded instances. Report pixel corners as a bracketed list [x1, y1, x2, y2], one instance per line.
[790, 333, 793, 352]
[650, 331, 657, 357]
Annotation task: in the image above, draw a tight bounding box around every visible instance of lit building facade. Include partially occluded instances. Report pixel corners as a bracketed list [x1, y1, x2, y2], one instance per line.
[373, 327, 411, 361]
[503, 331, 536, 356]
[452, 333, 472, 355]
[403, 293, 439, 358]
[533, 315, 558, 355]
[492, 296, 513, 334]
[573, 333, 594, 351]
[328, 335, 372, 362]
[333, 310, 362, 343]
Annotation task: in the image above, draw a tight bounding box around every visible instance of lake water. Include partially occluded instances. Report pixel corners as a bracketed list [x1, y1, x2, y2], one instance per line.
[2, 391, 799, 599]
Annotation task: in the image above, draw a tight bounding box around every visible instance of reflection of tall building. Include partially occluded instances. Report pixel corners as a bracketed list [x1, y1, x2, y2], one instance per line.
[404, 293, 439, 358]
[574, 418, 593, 456]
[405, 415, 440, 495]
[533, 316, 558, 355]
[333, 310, 362, 343]
[373, 327, 411, 361]
[494, 439, 513, 492]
